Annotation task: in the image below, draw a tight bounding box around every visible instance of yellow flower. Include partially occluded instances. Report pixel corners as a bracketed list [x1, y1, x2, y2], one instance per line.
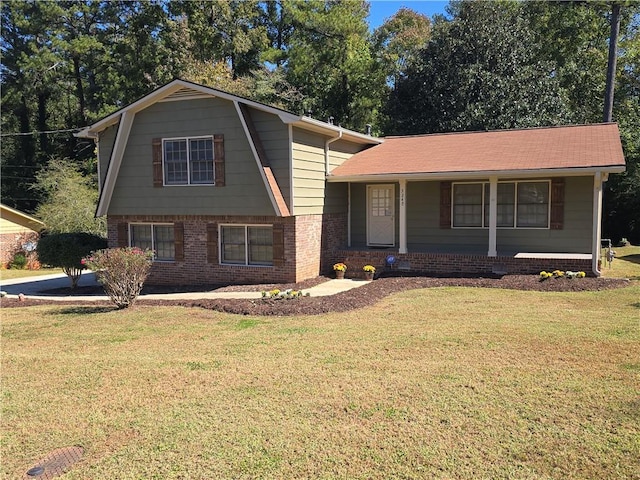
[363, 265, 376, 273]
[333, 263, 347, 272]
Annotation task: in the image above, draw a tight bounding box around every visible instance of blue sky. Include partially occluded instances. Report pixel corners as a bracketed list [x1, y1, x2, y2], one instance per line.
[367, 1, 449, 29]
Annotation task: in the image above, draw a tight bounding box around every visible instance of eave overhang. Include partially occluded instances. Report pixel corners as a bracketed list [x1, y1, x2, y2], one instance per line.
[326, 165, 626, 183]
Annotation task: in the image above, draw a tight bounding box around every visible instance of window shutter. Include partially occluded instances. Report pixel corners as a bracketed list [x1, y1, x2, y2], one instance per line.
[550, 178, 565, 230]
[214, 134, 225, 187]
[174, 222, 184, 261]
[152, 138, 163, 187]
[207, 223, 218, 264]
[117, 222, 128, 247]
[440, 181, 452, 229]
[272, 224, 285, 267]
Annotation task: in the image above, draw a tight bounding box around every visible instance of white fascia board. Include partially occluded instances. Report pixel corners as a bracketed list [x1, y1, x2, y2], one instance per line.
[233, 101, 281, 216]
[96, 111, 135, 216]
[77, 82, 186, 137]
[77, 79, 301, 137]
[326, 166, 626, 183]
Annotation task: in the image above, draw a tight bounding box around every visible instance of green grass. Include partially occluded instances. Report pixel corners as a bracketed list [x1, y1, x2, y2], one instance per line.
[0, 267, 62, 281]
[2, 284, 639, 479]
[600, 244, 640, 280]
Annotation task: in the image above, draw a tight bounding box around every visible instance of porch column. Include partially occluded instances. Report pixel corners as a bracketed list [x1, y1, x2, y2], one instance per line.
[488, 176, 498, 257]
[591, 172, 604, 276]
[347, 183, 352, 247]
[399, 179, 407, 254]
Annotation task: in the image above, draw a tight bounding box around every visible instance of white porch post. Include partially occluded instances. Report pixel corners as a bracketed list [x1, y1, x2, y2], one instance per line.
[591, 172, 603, 276]
[347, 182, 352, 247]
[399, 179, 407, 254]
[488, 176, 498, 257]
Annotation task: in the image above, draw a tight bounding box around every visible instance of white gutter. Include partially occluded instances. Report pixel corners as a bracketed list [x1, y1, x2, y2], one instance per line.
[325, 128, 343, 175]
[327, 166, 626, 183]
[591, 172, 605, 277]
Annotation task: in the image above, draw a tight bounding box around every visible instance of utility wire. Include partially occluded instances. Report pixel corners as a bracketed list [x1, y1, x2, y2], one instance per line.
[0, 127, 83, 137]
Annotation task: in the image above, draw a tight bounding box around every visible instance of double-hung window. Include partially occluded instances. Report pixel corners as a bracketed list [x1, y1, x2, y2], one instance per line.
[220, 225, 273, 266]
[452, 181, 550, 229]
[163, 136, 214, 185]
[130, 224, 175, 261]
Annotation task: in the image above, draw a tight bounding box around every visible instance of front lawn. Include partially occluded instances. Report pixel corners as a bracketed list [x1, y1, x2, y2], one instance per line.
[600, 244, 640, 280]
[2, 284, 639, 479]
[0, 267, 62, 281]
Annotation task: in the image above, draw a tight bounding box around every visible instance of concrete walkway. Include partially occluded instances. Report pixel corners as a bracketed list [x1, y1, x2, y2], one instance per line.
[0, 272, 369, 302]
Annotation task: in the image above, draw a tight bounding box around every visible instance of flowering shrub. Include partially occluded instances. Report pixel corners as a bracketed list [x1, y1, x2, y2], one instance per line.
[540, 270, 586, 280]
[261, 288, 309, 300]
[363, 265, 376, 273]
[83, 247, 154, 308]
[333, 263, 347, 272]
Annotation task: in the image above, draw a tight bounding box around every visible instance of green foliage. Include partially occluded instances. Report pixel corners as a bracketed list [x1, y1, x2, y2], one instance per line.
[37, 232, 107, 288]
[82, 247, 155, 309]
[372, 7, 431, 87]
[33, 158, 105, 235]
[387, 1, 569, 134]
[9, 253, 27, 270]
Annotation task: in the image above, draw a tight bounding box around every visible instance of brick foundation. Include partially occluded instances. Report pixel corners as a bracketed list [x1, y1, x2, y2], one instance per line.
[107, 213, 595, 285]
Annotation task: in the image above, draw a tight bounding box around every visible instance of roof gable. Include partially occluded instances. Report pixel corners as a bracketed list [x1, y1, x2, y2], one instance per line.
[329, 124, 626, 181]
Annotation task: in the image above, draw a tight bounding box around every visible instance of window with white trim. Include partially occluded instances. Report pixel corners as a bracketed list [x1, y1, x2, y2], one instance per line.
[220, 225, 273, 266]
[452, 181, 550, 228]
[163, 136, 214, 185]
[130, 223, 175, 261]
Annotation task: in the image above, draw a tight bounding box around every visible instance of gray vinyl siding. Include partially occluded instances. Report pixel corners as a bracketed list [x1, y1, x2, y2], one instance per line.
[107, 97, 275, 216]
[247, 107, 291, 207]
[351, 177, 593, 254]
[495, 176, 593, 253]
[406, 181, 488, 253]
[98, 124, 118, 189]
[291, 128, 326, 215]
[292, 129, 367, 215]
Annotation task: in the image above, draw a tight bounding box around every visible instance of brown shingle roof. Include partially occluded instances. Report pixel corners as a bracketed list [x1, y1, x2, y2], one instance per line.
[329, 124, 625, 179]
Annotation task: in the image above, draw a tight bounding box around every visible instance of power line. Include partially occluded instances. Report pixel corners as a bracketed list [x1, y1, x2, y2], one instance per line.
[0, 127, 83, 137]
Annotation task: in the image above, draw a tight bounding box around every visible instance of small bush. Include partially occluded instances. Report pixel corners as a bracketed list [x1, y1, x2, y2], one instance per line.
[9, 253, 27, 270]
[83, 247, 154, 309]
[37, 233, 107, 288]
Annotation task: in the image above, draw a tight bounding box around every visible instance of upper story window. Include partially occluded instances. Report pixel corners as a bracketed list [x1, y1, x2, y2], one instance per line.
[452, 181, 550, 229]
[163, 136, 214, 185]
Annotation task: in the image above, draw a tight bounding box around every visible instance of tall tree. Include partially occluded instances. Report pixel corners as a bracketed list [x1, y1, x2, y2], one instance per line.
[386, 1, 569, 135]
[372, 7, 431, 88]
[284, 0, 385, 131]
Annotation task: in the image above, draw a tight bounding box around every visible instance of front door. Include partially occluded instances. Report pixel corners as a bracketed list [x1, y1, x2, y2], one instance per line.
[367, 184, 395, 246]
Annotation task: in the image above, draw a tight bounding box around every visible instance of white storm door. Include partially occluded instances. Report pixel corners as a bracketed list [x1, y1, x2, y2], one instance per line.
[367, 184, 395, 246]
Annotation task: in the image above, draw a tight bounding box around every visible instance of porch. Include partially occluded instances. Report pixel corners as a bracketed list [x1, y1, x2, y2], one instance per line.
[326, 247, 593, 278]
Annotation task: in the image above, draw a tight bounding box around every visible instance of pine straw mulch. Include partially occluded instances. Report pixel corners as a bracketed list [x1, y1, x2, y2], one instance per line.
[0, 274, 632, 316]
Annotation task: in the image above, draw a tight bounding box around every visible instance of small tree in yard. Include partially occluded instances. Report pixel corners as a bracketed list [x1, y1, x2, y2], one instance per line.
[83, 247, 154, 309]
[37, 233, 107, 288]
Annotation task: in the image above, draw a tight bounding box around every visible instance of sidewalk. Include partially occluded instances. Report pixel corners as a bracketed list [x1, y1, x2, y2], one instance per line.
[0, 272, 369, 301]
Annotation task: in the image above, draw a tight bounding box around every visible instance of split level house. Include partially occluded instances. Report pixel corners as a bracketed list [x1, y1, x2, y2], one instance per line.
[77, 79, 626, 285]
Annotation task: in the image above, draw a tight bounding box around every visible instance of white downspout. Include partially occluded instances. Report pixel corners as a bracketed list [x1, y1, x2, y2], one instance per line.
[591, 172, 604, 277]
[325, 129, 343, 175]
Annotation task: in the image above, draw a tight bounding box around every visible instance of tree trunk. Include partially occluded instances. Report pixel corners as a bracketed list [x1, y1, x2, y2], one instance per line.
[603, 2, 621, 122]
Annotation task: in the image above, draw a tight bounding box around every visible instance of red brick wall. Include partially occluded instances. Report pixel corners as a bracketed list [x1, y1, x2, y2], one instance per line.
[107, 214, 331, 285]
[0, 231, 40, 268]
[327, 249, 594, 278]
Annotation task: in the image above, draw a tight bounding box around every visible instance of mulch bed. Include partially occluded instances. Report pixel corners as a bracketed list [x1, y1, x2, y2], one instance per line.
[0, 274, 632, 316]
